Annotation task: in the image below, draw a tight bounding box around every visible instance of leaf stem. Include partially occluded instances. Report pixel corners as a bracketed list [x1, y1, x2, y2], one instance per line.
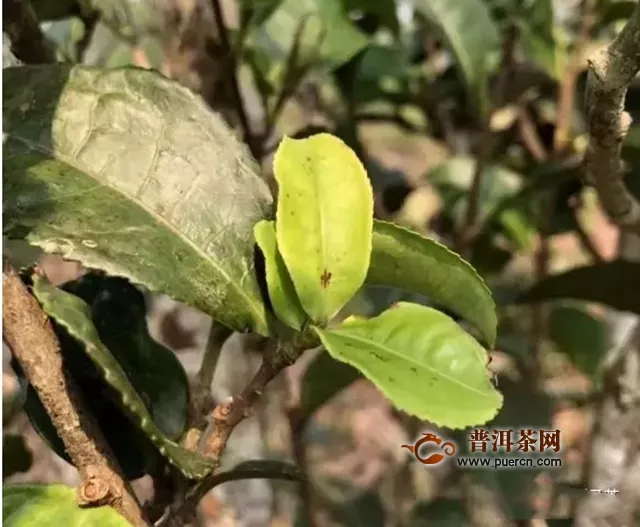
[2, 261, 148, 527]
[182, 323, 233, 449]
[198, 340, 297, 457]
[198, 323, 233, 395]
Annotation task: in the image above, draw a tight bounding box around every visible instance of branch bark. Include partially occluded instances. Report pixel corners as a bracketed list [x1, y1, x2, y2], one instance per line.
[575, 318, 640, 526]
[198, 344, 295, 458]
[576, 7, 640, 524]
[583, 1, 640, 233]
[2, 262, 148, 527]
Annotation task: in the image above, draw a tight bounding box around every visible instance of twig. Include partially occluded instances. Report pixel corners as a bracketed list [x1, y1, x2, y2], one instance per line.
[285, 371, 316, 527]
[261, 17, 315, 143]
[159, 460, 304, 526]
[572, 197, 606, 263]
[162, 343, 299, 525]
[529, 0, 597, 379]
[583, 0, 640, 233]
[3, 0, 56, 63]
[209, 0, 259, 159]
[2, 262, 148, 527]
[181, 323, 233, 450]
[554, 0, 597, 154]
[517, 107, 549, 162]
[198, 342, 296, 458]
[457, 24, 519, 256]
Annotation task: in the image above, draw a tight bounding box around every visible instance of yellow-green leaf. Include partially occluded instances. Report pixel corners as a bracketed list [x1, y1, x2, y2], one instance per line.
[274, 133, 373, 325]
[368, 220, 497, 347]
[4, 484, 130, 527]
[253, 219, 307, 330]
[314, 302, 502, 429]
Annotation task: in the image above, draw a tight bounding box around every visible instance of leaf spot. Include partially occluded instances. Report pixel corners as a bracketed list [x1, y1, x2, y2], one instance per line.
[320, 269, 332, 288]
[82, 239, 98, 248]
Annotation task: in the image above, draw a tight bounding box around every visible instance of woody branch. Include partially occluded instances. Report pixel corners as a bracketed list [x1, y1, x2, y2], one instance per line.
[583, 1, 640, 233]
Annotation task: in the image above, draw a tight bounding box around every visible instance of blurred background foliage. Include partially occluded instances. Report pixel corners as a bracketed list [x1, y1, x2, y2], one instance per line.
[4, 0, 640, 525]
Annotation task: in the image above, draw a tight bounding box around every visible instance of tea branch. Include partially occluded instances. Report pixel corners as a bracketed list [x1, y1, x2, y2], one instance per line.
[584, 0, 640, 233]
[199, 340, 297, 458]
[2, 261, 148, 527]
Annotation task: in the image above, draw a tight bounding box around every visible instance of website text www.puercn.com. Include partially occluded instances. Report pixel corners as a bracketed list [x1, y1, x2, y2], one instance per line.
[456, 456, 562, 469]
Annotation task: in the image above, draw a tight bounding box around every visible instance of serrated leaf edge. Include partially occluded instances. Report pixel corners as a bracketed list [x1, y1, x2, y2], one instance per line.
[32, 275, 215, 479]
[371, 219, 498, 347]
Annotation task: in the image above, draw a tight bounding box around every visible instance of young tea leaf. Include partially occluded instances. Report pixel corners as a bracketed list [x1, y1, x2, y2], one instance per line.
[4, 484, 130, 527]
[314, 302, 502, 429]
[254, 219, 307, 330]
[274, 133, 374, 325]
[367, 220, 497, 347]
[3, 65, 272, 336]
[31, 274, 215, 480]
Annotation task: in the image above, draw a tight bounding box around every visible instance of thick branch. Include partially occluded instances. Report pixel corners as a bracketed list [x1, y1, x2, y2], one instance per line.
[2, 262, 147, 527]
[584, 2, 640, 232]
[3, 0, 55, 64]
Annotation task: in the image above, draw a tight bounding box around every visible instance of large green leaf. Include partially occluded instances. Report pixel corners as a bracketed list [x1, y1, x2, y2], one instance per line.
[299, 351, 361, 422]
[3, 64, 273, 335]
[414, 0, 500, 117]
[274, 133, 373, 325]
[3, 484, 130, 527]
[31, 274, 215, 479]
[314, 302, 502, 429]
[517, 261, 640, 315]
[367, 220, 497, 347]
[254, 219, 307, 330]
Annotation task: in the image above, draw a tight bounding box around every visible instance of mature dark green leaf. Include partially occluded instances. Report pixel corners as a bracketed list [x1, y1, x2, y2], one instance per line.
[367, 220, 497, 347]
[410, 499, 469, 527]
[256, 0, 369, 69]
[549, 305, 608, 379]
[342, 0, 399, 33]
[3, 435, 33, 479]
[31, 0, 79, 21]
[315, 303, 502, 429]
[599, 0, 637, 26]
[3, 484, 130, 527]
[414, 0, 500, 116]
[299, 351, 361, 422]
[3, 65, 273, 335]
[517, 261, 640, 315]
[274, 134, 373, 325]
[30, 274, 214, 479]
